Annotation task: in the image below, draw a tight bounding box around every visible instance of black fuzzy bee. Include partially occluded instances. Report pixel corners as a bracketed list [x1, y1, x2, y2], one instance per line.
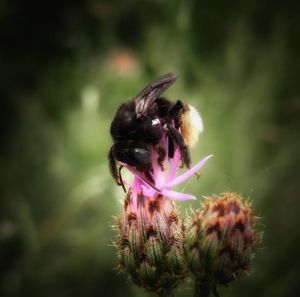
[109, 73, 203, 191]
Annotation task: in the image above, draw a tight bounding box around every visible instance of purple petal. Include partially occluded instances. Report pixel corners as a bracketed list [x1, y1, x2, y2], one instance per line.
[161, 189, 196, 201]
[141, 186, 195, 201]
[141, 185, 156, 197]
[125, 166, 146, 184]
[150, 148, 165, 188]
[132, 176, 142, 192]
[125, 167, 146, 192]
[166, 148, 181, 183]
[163, 154, 213, 188]
[161, 134, 168, 153]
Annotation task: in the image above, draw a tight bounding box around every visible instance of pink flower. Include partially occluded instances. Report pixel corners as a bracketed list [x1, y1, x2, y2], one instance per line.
[124, 135, 212, 202]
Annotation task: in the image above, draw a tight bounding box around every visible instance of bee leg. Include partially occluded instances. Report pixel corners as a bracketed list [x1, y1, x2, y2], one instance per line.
[118, 165, 127, 193]
[162, 124, 175, 159]
[168, 100, 184, 129]
[108, 146, 124, 189]
[168, 131, 175, 158]
[167, 125, 191, 168]
[156, 145, 166, 170]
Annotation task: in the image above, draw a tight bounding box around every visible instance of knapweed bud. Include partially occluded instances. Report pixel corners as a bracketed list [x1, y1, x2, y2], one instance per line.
[184, 192, 260, 296]
[115, 191, 186, 295]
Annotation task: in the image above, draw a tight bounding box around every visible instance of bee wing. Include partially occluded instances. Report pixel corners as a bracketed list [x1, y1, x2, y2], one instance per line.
[135, 73, 178, 116]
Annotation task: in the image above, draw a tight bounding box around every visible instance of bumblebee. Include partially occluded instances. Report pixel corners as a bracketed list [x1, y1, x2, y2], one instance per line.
[108, 73, 203, 191]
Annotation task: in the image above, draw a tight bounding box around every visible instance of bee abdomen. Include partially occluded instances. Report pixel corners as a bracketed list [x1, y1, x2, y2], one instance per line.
[180, 104, 203, 149]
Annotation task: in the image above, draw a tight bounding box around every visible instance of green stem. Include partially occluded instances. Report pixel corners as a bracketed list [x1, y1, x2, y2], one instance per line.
[212, 285, 220, 297]
[193, 282, 211, 297]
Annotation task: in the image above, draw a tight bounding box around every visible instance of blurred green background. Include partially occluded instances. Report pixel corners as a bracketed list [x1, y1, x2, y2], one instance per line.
[1, 0, 299, 296]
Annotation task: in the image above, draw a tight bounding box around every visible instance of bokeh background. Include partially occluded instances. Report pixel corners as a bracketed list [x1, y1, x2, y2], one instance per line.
[1, 0, 299, 296]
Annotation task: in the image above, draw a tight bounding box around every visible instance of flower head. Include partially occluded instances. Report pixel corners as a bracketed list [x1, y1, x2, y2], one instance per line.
[115, 190, 185, 295]
[124, 135, 212, 201]
[184, 192, 261, 293]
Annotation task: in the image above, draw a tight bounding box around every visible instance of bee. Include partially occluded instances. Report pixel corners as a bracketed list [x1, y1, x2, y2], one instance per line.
[108, 73, 203, 191]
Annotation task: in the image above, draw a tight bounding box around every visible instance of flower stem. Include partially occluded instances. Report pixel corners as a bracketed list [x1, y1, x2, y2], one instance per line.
[194, 282, 211, 297]
[212, 286, 220, 297]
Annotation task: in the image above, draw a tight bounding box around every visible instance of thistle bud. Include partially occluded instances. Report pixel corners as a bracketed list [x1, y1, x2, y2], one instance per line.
[184, 192, 260, 295]
[115, 191, 185, 295]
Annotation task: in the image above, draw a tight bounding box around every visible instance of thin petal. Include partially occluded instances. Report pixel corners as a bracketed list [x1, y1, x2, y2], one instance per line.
[161, 189, 196, 201]
[132, 176, 142, 192]
[125, 167, 144, 191]
[141, 185, 156, 197]
[163, 154, 213, 188]
[166, 148, 181, 183]
[141, 185, 196, 201]
[150, 148, 165, 188]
